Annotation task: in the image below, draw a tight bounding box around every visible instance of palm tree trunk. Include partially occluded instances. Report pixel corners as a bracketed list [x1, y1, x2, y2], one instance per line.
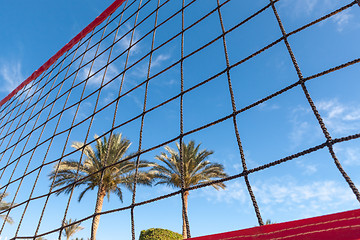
[182, 191, 189, 239]
[91, 186, 106, 240]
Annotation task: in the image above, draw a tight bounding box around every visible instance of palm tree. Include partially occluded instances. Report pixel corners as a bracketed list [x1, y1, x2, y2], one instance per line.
[265, 219, 276, 225]
[0, 191, 14, 224]
[63, 219, 84, 240]
[149, 141, 228, 238]
[49, 133, 152, 240]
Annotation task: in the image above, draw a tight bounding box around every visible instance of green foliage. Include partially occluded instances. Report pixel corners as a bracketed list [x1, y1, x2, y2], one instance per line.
[150, 140, 228, 190]
[139, 228, 182, 240]
[265, 219, 276, 225]
[149, 141, 228, 238]
[49, 133, 152, 202]
[49, 133, 152, 239]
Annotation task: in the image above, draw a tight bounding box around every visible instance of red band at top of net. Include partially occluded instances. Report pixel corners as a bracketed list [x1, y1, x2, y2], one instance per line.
[0, 0, 126, 108]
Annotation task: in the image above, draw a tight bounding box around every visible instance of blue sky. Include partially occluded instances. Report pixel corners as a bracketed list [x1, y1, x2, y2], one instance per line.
[0, 0, 360, 239]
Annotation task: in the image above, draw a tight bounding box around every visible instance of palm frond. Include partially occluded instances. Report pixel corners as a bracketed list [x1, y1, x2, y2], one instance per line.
[0, 214, 14, 224]
[62, 218, 84, 238]
[0, 191, 14, 224]
[152, 141, 228, 190]
[49, 133, 152, 204]
[78, 185, 94, 202]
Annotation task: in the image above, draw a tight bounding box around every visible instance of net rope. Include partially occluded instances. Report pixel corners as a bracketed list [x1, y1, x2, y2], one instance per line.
[0, 0, 359, 239]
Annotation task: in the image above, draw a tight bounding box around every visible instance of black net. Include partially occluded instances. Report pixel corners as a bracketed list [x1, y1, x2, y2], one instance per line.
[0, 0, 360, 239]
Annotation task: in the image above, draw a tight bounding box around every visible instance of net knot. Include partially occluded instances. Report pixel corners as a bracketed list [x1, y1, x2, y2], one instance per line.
[242, 169, 250, 176]
[326, 139, 334, 147]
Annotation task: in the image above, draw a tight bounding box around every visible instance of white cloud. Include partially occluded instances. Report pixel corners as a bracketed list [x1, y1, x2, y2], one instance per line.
[316, 99, 360, 135]
[163, 79, 178, 86]
[199, 176, 358, 219]
[126, 92, 144, 110]
[128, 53, 172, 80]
[279, 0, 352, 32]
[288, 106, 322, 149]
[279, 0, 334, 16]
[115, 22, 141, 54]
[151, 54, 171, 69]
[80, 27, 172, 94]
[102, 92, 115, 105]
[289, 121, 310, 145]
[297, 0, 317, 15]
[200, 180, 247, 204]
[342, 147, 360, 166]
[288, 99, 360, 148]
[252, 177, 358, 218]
[118, 34, 137, 54]
[334, 145, 360, 166]
[258, 102, 280, 111]
[72, 101, 93, 122]
[0, 60, 25, 94]
[296, 161, 318, 175]
[331, 11, 353, 32]
[80, 48, 120, 88]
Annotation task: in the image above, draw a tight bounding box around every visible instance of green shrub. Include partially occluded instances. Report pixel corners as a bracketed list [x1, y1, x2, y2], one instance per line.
[139, 228, 182, 240]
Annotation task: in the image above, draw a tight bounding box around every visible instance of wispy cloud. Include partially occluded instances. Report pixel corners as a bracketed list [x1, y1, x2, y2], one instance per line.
[126, 92, 144, 110]
[279, 0, 352, 32]
[77, 24, 174, 115]
[288, 99, 360, 172]
[102, 92, 116, 105]
[288, 98, 360, 148]
[316, 99, 360, 135]
[334, 144, 360, 166]
[331, 10, 353, 32]
[296, 0, 318, 15]
[253, 178, 358, 217]
[342, 147, 360, 166]
[80, 26, 172, 91]
[115, 22, 141, 55]
[200, 176, 358, 219]
[0, 60, 25, 94]
[231, 150, 259, 171]
[279, 0, 333, 16]
[258, 102, 280, 111]
[69, 101, 94, 123]
[80, 48, 120, 88]
[128, 53, 172, 80]
[288, 105, 322, 149]
[200, 180, 247, 204]
[151, 54, 171, 69]
[77, 23, 143, 89]
[296, 161, 318, 175]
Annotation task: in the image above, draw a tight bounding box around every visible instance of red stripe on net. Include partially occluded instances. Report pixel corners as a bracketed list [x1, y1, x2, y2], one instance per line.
[0, 0, 126, 107]
[189, 209, 360, 240]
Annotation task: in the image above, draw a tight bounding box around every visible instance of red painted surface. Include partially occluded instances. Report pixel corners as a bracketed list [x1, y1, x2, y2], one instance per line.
[0, 0, 126, 108]
[189, 209, 360, 240]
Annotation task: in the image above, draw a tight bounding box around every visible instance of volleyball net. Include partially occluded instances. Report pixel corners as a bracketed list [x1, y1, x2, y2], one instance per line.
[0, 0, 360, 239]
